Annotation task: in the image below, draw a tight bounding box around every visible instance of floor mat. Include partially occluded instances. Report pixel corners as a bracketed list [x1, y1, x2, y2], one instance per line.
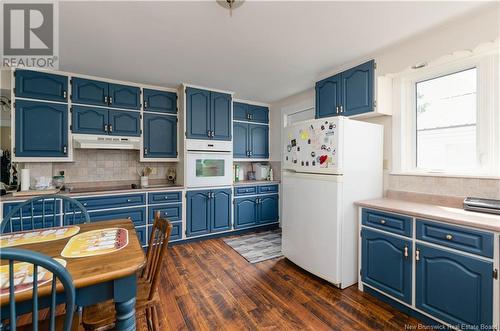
[223, 230, 283, 263]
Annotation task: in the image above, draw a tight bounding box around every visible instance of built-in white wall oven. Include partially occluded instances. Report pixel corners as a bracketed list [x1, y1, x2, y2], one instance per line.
[185, 140, 232, 188]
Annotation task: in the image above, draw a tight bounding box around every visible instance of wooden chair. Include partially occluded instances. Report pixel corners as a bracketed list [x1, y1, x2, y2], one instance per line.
[1, 195, 90, 234]
[82, 211, 172, 331]
[0, 248, 76, 331]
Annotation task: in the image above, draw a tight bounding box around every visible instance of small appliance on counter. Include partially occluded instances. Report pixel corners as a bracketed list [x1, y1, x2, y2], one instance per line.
[463, 197, 500, 215]
[253, 163, 270, 181]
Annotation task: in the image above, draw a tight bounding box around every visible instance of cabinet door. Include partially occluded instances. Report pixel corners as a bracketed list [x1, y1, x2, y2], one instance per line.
[210, 92, 232, 141]
[341, 60, 374, 116]
[71, 78, 108, 106]
[361, 229, 412, 304]
[108, 110, 140, 136]
[249, 124, 269, 159]
[315, 75, 342, 119]
[143, 89, 177, 114]
[72, 106, 108, 135]
[143, 114, 177, 158]
[233, 102, 248, 121]
[15, 70, 68, 102]
[234, 197, 258, 229]
[416, 244, 493, 328]
[186, 190, 211, 237]
[233, 122, 249, 158]
[247, 105, 269, 124]
[258, 194, 279, 224]
[186, 87, 211, 139]
[15, 100, 68, 157]
[211, 189, 232, 233]
[108, 83, 141, 110]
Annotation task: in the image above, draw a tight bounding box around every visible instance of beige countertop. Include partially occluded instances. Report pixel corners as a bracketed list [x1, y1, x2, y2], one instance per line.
[233, 180, 281, 186]
[356, 198, 500, 232]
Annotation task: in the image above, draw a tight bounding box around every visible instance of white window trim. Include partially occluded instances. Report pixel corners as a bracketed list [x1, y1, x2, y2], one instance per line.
[392, 41, 500, 178]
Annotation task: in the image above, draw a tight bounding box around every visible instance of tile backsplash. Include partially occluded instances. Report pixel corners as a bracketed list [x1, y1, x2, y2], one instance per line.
[22, 149, 176, 184]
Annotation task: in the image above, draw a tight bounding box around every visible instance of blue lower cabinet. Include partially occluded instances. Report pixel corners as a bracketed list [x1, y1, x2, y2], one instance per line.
[186, 190, 211, 237]
[1, 216, 60, 233]
[135, 226, 147, 246]
[109, 110, 141, 136]
[416, 244, 493, 328]
[169, 222, 183, 241]
[234, 197, 258, 229]
[15, 100, 68, 157]
[211, 189, 231, 233]
[361, 229, 412, 304]
[258, 194, 278, 224]
[3, 200, 60, 217]
[148, 203, 182, 223]
[79, 207, 146, 226]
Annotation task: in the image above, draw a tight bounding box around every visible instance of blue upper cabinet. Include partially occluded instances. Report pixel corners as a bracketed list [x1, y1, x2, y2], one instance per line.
[143, 113, 177, 158]
[341, 60, 374, 116]
[361, 229, 412, 304]
[249, 124, 269, 159]
[258, 194, 278, 224]
[234, 197, 258, 229]
[108, 110, 141, 136]
[108, 83, 141, 110]
[210, 92, 232, 141]
[211, 189, 232, 233]
[143, 89, 177, 114]
[416, 244, 493, 328]
[15, 70, 68, 102]
[233, 102, 269, 124]
[186, 87, 232, 140]
[233, 102, 248, 121]
[15, 100, 68, 157]
[315, 60, 375, 118]
[186, 190, 211, 237]
[233, 122, 249, 158]
[71, 78, 109, 107]
[186, 87, 211, 139]
[315, 74, 342, 119]
[72, 106, 108, 135]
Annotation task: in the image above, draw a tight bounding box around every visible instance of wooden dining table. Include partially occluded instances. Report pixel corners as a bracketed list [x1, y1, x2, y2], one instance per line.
[0, 219, 146, 331]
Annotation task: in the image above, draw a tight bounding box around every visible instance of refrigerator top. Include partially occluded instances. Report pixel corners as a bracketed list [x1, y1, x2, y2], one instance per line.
[283, 116, 344, 175]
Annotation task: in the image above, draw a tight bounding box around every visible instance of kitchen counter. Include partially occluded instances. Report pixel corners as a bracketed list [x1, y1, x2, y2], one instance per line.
[233, 180, 280, 186]
[356, 198, 500, 232]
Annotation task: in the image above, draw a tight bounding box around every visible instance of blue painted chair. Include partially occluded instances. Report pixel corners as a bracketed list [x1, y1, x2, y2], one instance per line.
[1, 195, 90, 234]
[0, 248, 75, 331]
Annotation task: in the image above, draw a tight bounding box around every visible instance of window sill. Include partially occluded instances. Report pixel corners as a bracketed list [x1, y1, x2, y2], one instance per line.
[389, 172, 500, 180]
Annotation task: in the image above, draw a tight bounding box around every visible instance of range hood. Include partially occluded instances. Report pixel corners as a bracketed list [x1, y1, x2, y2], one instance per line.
[73, 134, 140, 150]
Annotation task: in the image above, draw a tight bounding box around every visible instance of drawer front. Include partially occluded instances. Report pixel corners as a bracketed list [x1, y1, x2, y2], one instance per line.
[1, 216, 60, 233]
[362, 209, 412, 237]
[74, 207, 147, 227]
[3, 200, 60, 218]
[258, 185, 278, 194]
[69, 194, 146, 211]
[148, 191, 182, 204]
[148, 221, 182, 241]
[148, 203, 182, 223]
[135, 226, 147, 246]
[234, 186, 258, 196]
[416, 220, 494, 258]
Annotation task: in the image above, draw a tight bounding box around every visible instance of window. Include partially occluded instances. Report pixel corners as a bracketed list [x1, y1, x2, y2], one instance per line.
[393, 46, 499, 177]
[415, 68, 477, 172]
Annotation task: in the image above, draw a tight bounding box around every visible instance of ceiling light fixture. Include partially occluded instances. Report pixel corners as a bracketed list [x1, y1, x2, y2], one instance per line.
[217, 0, 244, 17]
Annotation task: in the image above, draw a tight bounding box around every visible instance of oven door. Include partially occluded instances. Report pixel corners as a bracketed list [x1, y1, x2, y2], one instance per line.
[186, 151, 233, 188]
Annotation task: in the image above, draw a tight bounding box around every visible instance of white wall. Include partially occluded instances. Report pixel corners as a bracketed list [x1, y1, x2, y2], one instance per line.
[269, 3, 500, 199]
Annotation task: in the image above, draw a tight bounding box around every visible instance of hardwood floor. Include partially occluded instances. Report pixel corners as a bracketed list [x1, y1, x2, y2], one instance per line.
[136, 236, 422, 331]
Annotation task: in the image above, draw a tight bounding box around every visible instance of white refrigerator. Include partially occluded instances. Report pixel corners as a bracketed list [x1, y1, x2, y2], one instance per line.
[282, 116, 383, 289]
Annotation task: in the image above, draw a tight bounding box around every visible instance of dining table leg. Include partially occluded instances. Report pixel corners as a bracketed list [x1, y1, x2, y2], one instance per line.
[114, 274, 138, 331]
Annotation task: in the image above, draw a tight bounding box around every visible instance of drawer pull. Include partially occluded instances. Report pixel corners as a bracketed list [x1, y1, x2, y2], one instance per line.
[379, 219, 386, 224]
[164, 196, 168, 200]
[83, 203, 88, 207]
[127, 199, 132, 202]
[164, 212, 168, 216]
[415, 249, 420, 262]
[404, 246, 408, 258]
[445, 234, 453, 240]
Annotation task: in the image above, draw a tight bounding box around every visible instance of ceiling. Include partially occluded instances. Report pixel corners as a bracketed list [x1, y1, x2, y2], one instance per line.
[59, 1, 490, 103]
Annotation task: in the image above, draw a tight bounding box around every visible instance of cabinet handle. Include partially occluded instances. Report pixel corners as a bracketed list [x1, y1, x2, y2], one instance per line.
[83, 203, 88, 207]
[126, 199, 132, 202]
[247, 113, 250, 120]
[164, 196, 168, 200]
[104, 124, 108, 132]
[63, 90, 67, 98]
[109, 96, 113, 105]
[144, 147, 148, 155]
[63, 145, 67, 154]
[104, 96, 108, 103]
[207, 130, 211, 137]
[379, 219, 386, 224]
[144, 101, 148, 109]
[211, 130, 215, 137]
[445, 234, 453, 240]
[163, 212, 168, 216]
[336, 106, 339, 114]
[404, 246, 408, 258]
[249, 151, 253, 157]
[340, 105, 344, 113]
[109, 124, 113, 133]
[415, 249, 420, 261]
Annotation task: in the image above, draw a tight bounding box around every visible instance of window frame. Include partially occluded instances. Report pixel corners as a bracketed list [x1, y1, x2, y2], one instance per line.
[393, 48, 499, 178]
